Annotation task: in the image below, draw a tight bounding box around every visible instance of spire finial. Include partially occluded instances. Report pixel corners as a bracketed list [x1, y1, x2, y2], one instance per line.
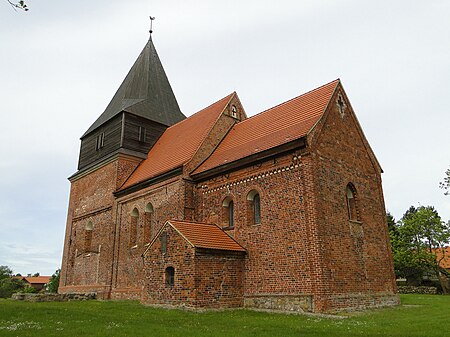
[149, 16, 155, 35]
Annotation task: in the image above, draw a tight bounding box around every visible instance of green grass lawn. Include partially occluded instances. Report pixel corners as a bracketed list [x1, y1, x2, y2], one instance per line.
[0, 295, 448, 337]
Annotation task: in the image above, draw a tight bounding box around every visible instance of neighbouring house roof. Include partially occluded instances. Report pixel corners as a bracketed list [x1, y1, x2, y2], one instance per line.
[432, 246, 450, 269]
[23, 276, 51, 285]
[82, 37, 185, 137]
[193, 79, 339, 175]
[146, 220, 246, 253]
[120, 93, 235, 190]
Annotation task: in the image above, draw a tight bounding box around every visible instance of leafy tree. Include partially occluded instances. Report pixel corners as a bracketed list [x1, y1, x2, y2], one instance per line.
[46, 269, 60, 293]
[440, 167, 450, 195]
[387, 211, 398, 241]
[0, 265, 13, 280]
[0, 266, 25, 298]
[388, 206, 450, 286]
[32, 272, 40, 277]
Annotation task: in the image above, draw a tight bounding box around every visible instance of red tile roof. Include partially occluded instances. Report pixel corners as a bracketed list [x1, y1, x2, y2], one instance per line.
[193, 80, 339, 175]
[432, 246, 450, 269]
[120, 93, 235, 189]
[168, 220, 246, 252]
[24, 276, 51, 284]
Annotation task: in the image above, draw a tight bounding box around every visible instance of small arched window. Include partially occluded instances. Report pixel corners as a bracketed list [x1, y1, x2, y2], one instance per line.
[130, 208, 139, 247]
[222, 197, 234, 228]
[85, 221, 93, 252]
[346, 184, 358, 221]
[144, 203, 154, 244]
[165, 266, 175, 287]
[247, 190, 261, 225]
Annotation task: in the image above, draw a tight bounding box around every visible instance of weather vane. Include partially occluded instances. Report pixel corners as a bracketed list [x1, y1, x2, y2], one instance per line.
[149, 16, 155, 34]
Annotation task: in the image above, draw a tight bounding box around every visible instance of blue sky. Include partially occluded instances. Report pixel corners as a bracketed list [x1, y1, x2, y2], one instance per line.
[1, 0, 449, 275]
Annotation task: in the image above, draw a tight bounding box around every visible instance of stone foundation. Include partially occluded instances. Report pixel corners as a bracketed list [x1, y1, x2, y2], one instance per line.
[397, 286, 438, 294]
[244, 294, 313, 312]
[12, 292, 96, 302]
[324, 293, 400, 312]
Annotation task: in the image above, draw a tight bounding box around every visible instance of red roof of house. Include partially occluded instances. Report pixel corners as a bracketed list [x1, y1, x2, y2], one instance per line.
[168, 220, 246, 252]
[432, 246, 450, 269]
[193, 79, 339, 174]
[24, 276, 51, 284]
[120, 93, 235, 190]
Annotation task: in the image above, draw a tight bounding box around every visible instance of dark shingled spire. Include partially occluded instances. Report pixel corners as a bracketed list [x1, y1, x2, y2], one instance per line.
[83, 37, 185, 137]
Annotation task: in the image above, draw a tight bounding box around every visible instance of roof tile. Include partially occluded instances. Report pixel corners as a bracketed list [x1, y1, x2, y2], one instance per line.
[24, 276, 52, 284]
[169, 220, 246, 252]
[120, 93, 234, 189]
[193, 80, 339, 174]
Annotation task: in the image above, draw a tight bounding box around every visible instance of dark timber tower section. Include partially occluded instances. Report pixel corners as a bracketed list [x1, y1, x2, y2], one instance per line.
[77, 37, 186, 172]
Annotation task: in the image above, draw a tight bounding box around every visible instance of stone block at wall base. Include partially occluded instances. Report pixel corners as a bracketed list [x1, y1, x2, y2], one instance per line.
[323, 293, 400, 313]
[244, 294, 313, 312]
[12, 292, 96, 302]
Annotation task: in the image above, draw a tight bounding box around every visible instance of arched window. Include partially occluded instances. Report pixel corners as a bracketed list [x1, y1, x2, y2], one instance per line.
[130, 208, 139, 247]
[165, 266, 175, 287]
[247, 190, 261, 225]
[222, 197, 234, 228]
[144, 203, 154, 244]
[85, 221, 93, 252]
[346, 184, 358, 221]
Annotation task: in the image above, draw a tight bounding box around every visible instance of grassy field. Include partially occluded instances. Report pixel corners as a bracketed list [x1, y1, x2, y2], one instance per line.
[0, 294, 448, 337]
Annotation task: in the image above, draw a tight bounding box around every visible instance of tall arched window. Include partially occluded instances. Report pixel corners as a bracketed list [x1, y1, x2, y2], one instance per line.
[144, 203, 154, 244]
[222, 197, 234, 228]
[247, 190, 261, 225]
[346, 184, 358, 221]
[85, 221, 93, 252]
[130, 208, 139, 247]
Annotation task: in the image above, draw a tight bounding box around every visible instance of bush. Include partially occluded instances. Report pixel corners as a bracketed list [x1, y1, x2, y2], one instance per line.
[21, 286, 37, 294]
[0, 278, 25, 298]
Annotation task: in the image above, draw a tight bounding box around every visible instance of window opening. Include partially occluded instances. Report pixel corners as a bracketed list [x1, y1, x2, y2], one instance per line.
[84, 221, 93, 252]
[95, 132, 105, 151]
[229, 201, 234, 227]
[130, 208, 139, 247]
[346, 184, 358, 221]
[165, 266, 174, 286]
[222, 197, 234, 228]
[144, 203, 153, 244]
[160, 232, 167, 254]
[138, 126, 146, 142]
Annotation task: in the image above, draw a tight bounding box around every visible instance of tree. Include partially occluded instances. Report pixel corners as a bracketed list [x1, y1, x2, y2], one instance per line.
[46, 269, 60, 293]
[0, 265, 25, 298]
[6, 0, 28, 11]
[388, 206, 450, 286]
[440, 167, 450, 195]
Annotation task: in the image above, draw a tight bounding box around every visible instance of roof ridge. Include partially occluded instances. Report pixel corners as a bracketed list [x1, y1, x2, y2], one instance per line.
[187, 92, 236, 165]
[169, 219, 216, 226]
[239, 79, 340, 123]
[166, 92, 235, 131]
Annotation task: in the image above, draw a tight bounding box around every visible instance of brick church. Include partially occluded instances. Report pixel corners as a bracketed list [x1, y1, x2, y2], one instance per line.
[59, 36, 399, 312]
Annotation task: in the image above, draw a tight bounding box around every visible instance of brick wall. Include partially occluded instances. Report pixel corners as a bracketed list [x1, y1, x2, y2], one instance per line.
[142, 224, 245, 308]
[308, 87, 398, 311]
[196, 151, 318, 298]
[60, 156, 141, 297]
[193, 250, 244, 308]
[112, 177, 187, 298]
[143, 224, 196, 306]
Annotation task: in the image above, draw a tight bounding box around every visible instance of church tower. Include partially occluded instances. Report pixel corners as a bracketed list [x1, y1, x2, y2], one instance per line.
[59, 36, 185, 296]
[77, 36, 185, 173]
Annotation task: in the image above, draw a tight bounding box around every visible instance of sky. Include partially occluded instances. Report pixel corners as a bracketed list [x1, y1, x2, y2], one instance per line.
[1, 0, 449, 276]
